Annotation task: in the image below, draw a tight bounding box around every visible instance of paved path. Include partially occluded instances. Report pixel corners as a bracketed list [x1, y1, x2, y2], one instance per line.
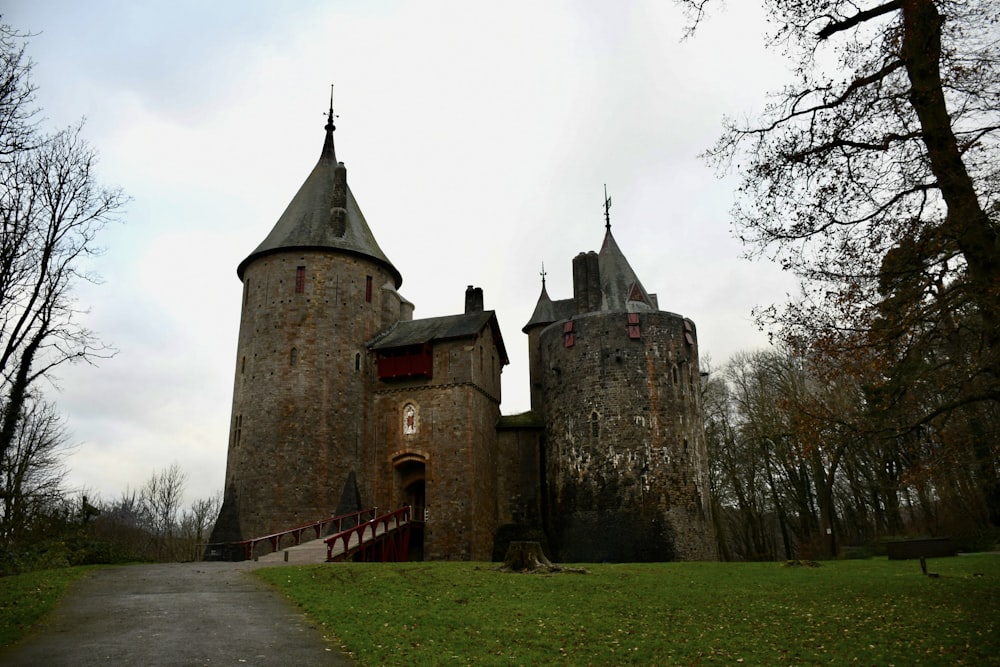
[0, 560, 354, 666]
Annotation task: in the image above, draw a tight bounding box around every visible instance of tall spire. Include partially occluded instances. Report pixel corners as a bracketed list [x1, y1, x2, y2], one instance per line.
[321, 84, 337, 161]
[237, 91, 401, 287]
[603, 184, 612, 231]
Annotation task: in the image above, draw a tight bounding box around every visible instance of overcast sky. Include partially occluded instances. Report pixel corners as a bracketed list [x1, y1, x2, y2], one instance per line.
[3, 1, 797, 507]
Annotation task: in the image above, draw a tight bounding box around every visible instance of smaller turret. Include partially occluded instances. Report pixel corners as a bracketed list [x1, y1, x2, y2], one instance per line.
[523, 189, 717, 561]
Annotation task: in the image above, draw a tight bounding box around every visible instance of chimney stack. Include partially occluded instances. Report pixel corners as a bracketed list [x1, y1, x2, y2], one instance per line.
[465, 285, 484, 313]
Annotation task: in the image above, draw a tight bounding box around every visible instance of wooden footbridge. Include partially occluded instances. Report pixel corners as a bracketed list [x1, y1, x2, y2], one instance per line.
[203, 507, 414, 564]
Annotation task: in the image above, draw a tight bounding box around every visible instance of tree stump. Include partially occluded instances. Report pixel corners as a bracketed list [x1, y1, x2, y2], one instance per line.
[502, 541, 553, 571]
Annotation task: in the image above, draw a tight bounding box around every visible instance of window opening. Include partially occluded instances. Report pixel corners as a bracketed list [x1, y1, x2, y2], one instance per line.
[290, 348, 298, 366]
[563, 321, 575, 347]
[295, 266, 305, 294]
[365, 275, 373, 302]
[590, 412, 599, 438]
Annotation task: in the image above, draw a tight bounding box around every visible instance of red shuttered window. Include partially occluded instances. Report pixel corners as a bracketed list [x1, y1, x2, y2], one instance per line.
[627, 313, 641, 339]
[563, 321, 575, 347]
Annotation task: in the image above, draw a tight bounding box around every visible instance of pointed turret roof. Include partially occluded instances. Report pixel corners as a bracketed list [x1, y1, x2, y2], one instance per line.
[522, 191, 658, 330]
[597, 227, 654, 312]
[237, 103, 402, 286]
[522, 265, 576, 332]
[523, 281, 557, 332]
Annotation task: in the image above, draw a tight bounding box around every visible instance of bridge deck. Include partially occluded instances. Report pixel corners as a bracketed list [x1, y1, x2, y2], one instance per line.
[254, 508, 410, 564]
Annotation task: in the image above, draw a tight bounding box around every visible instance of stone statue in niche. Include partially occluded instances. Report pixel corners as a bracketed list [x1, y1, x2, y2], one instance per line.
[403, 403, 417, 435]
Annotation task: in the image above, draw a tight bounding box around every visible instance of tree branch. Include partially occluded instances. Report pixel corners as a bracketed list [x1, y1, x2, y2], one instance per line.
[818, 1, 903, 40]
[784, 130, 923, 162]
[730, 59, 906, 141]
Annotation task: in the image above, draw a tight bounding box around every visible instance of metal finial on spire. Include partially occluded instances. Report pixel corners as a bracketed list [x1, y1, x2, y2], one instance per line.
[325, 84, 337, 132]
[540, 262, 547, 288]
[320, 85, 339, 161]
[604, 184, 612, 231]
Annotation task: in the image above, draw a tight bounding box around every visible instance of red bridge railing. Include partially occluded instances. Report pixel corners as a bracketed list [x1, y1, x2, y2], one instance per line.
[204, 508, 377, 561]
[325, 506, 411, 562]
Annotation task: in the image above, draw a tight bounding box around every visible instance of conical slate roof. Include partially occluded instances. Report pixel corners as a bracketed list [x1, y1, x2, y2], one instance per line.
[237, 112, 401, 286]
[598, 227, 654, 312]
[523, 282, 556, 332]
[522, 287, 575, 330]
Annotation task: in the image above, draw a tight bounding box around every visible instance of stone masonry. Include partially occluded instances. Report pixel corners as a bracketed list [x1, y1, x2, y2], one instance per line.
[209, 105, 717, 562]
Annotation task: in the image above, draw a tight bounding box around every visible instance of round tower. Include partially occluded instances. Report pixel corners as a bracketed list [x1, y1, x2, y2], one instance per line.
[211, 103, 403, 545]
[532, 223, 717, 561]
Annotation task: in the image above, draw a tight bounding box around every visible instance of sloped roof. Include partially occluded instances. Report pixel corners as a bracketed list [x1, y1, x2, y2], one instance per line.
[237, 116, 401, 286]
[524, 225, 656, 329]
[523, 282, 574, 332]
[523, 283, 556, 332]
[371, 311, 509, 365]
[598, 228, 654, 312]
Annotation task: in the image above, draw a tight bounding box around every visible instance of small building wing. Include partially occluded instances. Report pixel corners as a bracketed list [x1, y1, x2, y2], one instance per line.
[371, 310, 509, 381]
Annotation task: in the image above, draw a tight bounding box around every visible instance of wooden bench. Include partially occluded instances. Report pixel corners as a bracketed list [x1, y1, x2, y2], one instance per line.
[886, 538, 956, 577]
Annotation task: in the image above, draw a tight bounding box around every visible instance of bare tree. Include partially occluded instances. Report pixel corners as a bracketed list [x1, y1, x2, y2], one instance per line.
[0, 23, 37, 162]
[0, 22, 127, 466]
[678, 0, 1000, 526]
[707, 342, 998, 559]
[140, 463, 187, 559]
[180, 493, 221, 560]
[0, 395, 68, 545]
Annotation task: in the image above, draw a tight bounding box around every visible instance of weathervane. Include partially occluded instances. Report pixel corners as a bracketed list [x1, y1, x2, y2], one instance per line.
[604, 184, 612, 231]
[540, 262, 547, 288]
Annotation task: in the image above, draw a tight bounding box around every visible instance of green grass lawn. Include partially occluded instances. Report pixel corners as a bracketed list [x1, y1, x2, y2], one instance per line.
[0, 566, 96, 648]
[256, 555, 1000, 666]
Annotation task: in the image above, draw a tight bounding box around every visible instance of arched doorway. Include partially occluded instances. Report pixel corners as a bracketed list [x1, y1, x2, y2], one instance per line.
[394, 456, 426, 560]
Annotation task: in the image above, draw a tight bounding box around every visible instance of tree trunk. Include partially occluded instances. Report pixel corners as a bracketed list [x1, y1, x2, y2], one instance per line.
[502, 541, 552, 571]
[902, 0, 1000, 380]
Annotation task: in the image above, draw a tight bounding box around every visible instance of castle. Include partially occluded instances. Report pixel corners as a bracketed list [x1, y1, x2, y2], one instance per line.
[209, 105, 717, 562]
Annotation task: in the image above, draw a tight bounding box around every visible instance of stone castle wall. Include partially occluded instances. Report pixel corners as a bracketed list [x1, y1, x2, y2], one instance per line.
[371, 333, 501, 561]
[213, 250, 399, 543]
[537, 310, 717, 561]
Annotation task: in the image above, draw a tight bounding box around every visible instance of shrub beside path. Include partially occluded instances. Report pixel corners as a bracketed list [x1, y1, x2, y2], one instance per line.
[0, 559, 352, 666]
